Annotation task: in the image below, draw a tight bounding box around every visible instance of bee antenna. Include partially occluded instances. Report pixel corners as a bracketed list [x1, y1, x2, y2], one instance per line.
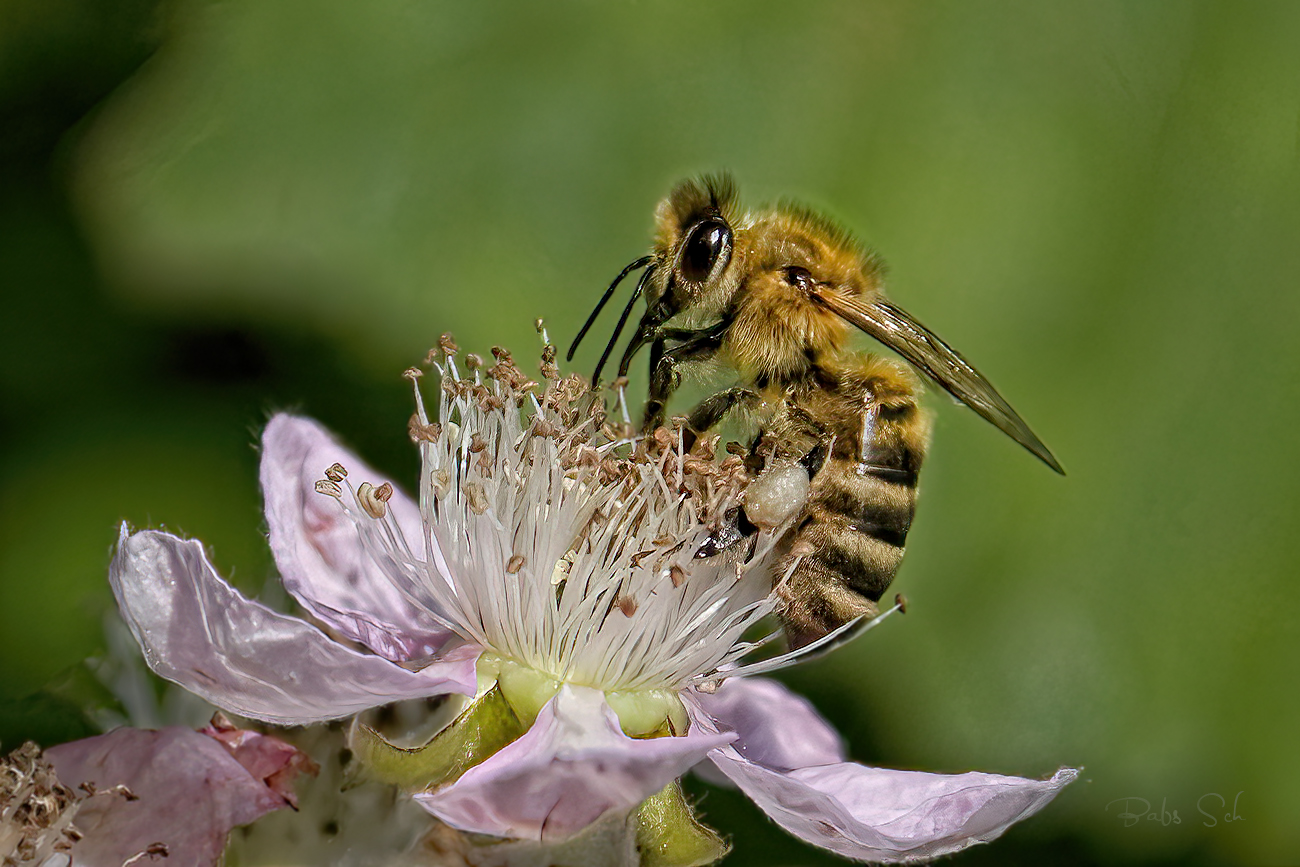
[567, 255, 653, 363]
[591, 263, 655, 386]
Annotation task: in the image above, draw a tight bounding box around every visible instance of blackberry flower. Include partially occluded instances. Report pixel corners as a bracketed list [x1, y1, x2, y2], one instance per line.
[109, 337, 1074, 863]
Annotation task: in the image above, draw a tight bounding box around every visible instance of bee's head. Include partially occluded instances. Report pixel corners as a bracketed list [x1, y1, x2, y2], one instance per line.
[589, 175, 745, 382]
[646, 174, 743, 318]
[568, 174, 744, 383]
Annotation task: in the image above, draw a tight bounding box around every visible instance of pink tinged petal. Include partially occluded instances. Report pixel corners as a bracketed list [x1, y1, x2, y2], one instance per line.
[47, 727, 287, 867]
[416, 685, 736, 842]
[688, 698, 1077, 863]
[695, 676, 846, 770]
[111, 527, 479, 725]
[200, 713, 319, 808]
[261, 414, 450, 661]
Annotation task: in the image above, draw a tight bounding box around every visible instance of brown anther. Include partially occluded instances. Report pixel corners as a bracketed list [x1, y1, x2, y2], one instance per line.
[408, 415, 442, 443]
[629, 549, 655, 568]
[491, 345, 512, 362]
[357, 482, 390, 518]
[719, 455, 745, 474]
[468, 433, 488, 453]
[438, 333, 459, 356]
[669, 564, 687, 588]
[314, 479, 342, 498]
[476, 450, 495, 476]
[599, 457, 631, 485]
[465, 353, 484, 370]
[682, 455, 714, 476]
[615, 594, 638, 617]
[532, 418, 562, 438]
[541, 344, 557, 363]
[534, 318, 546, 333]
[403, 367, 423, 381]
[895, 593, 909, 614]
[464, 482, 490, 515]
[121, 843, 170, 865]
[725, 441, 748, 457]
[506, 555, 526, 574]
[324, 462, 348, 482]
[556, 374, 587, 403]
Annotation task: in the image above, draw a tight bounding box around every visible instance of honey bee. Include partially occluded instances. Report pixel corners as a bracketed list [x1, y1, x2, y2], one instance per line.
[570, 175, 1062, 649]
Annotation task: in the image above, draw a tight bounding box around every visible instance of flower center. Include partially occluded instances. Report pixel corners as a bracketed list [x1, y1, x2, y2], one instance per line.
[478, 652, 687, 737]
[322, 335, 903, 703]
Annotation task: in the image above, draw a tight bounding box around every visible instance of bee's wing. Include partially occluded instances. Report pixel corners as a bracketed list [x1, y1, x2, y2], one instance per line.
[815, 288, 1064, 474]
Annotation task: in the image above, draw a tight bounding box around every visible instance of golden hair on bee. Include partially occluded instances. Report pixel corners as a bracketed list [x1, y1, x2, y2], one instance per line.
[725, 205, 886, 389]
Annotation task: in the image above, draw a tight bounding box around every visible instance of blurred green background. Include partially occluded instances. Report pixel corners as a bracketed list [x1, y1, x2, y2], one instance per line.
[2, 1, 1298, 864]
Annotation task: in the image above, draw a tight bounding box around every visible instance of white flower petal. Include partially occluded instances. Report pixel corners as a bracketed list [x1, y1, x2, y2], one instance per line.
[111, 527, 478, 724]
[695, 676, 845, 770]
[416, 684, 735, 841]
[261, 413, 450, 661]
[690, 696, 1077, 863]
[46, 727, 287, 867]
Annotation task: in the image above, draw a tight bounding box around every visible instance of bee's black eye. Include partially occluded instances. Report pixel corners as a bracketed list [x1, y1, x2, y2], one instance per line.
[784, 266, 815, 290]
[679, 219, 732, 284]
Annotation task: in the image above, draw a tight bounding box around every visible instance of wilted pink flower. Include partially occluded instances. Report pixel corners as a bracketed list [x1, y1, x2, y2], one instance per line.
[0, 720, 311, 867]
[198, 712, 319, 809]
[109, 343, 1074, 862]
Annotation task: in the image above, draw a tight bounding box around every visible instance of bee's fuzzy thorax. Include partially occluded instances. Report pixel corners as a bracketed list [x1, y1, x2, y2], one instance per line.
[721, 210, 885, 389]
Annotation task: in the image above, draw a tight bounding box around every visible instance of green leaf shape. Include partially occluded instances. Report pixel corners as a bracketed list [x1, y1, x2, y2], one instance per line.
[349, 685, 526, 790]
[636, 781, 729, 867]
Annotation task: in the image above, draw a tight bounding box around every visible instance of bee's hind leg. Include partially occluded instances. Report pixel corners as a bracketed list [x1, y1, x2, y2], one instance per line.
[694, 506, 760, 560]
[798, 437, 831, 478]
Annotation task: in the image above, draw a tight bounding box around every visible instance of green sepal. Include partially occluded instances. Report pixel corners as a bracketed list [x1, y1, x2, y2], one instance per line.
[635, 781, 729, 867]
[348, 685, 526, 790]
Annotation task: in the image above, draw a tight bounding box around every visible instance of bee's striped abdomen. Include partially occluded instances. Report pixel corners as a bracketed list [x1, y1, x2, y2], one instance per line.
[775, 361, 928, 649]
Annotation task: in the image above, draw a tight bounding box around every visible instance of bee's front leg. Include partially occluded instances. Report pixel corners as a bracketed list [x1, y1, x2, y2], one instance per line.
[642, 320, 731, 433]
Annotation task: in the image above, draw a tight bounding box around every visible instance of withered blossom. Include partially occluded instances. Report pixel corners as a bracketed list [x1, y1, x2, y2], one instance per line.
[2, 718, 311, 867]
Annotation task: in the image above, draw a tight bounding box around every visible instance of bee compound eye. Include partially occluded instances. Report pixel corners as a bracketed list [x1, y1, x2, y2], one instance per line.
[679, 219, 732, 284]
